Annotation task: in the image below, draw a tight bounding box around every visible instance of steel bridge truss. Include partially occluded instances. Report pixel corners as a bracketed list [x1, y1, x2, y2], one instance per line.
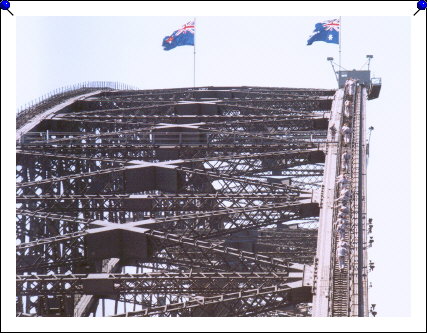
[16, 86, 346, 317]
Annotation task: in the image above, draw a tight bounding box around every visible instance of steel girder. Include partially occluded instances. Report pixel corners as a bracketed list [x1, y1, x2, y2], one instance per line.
[17, 271, 303, 296]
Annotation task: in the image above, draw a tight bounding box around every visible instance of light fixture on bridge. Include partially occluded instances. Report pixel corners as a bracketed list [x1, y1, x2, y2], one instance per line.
[370, 304, 377, 317]
[366, 55, 374, 71]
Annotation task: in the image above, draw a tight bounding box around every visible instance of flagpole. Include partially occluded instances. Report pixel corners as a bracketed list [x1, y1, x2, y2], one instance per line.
[193, 17, 196, 88]
[339, 16, 342, 87]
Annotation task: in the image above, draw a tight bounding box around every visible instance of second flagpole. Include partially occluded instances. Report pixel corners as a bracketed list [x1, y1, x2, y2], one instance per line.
[193, 17, 196, 88]
[339, 16, 342, 86]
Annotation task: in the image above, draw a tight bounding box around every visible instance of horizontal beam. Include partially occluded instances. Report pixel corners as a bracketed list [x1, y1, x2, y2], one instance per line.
[17, 271, 303, 296]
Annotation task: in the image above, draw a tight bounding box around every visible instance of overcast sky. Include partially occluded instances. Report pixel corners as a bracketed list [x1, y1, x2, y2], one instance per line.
[16, 16, 411, 317]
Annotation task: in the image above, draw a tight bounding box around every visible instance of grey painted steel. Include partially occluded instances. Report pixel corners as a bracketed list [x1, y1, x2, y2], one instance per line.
[357, 87, 369, 316]
[17, 86, 363, 317]
[311, 89, 344, 316]
[16, 90, 104, 139]
[74, 258, 120, 317]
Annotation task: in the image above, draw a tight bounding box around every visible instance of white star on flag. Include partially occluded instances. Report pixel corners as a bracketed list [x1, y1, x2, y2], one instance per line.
[328, 34, 333, 40]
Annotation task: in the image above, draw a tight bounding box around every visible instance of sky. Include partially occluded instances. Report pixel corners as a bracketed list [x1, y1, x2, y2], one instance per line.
[15, 15, 411, 317]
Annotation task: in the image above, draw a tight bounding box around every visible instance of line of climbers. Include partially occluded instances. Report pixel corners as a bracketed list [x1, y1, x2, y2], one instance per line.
[334, 79, 356, 272]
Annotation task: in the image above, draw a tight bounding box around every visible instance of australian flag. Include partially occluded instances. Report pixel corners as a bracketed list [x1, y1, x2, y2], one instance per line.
[307, 19, 340, 45]
[162, 21, 195, 51]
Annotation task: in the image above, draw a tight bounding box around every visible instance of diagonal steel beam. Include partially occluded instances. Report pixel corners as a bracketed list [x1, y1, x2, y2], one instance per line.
[112, 282, 309, 317]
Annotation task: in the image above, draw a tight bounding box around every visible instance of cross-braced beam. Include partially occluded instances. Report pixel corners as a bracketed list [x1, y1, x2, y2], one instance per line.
[16, 86, 336, 316]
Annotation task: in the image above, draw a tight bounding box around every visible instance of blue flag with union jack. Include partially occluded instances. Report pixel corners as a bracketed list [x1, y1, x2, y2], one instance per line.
[162, 21, 195, 51]
[307, 19, 340, 45]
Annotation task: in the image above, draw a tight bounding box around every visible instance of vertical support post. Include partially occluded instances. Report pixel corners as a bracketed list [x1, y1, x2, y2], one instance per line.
[357, 86, 367, 317]
[338, 16, 342, 88]
[193, 17, 196, 88]
[114, 298, 118, 315]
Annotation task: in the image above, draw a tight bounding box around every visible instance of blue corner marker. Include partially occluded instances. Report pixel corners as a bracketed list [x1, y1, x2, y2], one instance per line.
[0, 0, 10, 9]
[414, 0, 427, 15]
[0, 0, 13, 15]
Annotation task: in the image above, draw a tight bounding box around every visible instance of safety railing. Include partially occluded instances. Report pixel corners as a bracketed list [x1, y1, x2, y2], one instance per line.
[18, 131, 330, 147]
[16, 81, 139, 130]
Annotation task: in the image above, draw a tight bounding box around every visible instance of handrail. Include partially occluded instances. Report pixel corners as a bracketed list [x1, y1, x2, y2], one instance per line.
[17, 81, 139, 114]
[16, 81, 139, 130]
